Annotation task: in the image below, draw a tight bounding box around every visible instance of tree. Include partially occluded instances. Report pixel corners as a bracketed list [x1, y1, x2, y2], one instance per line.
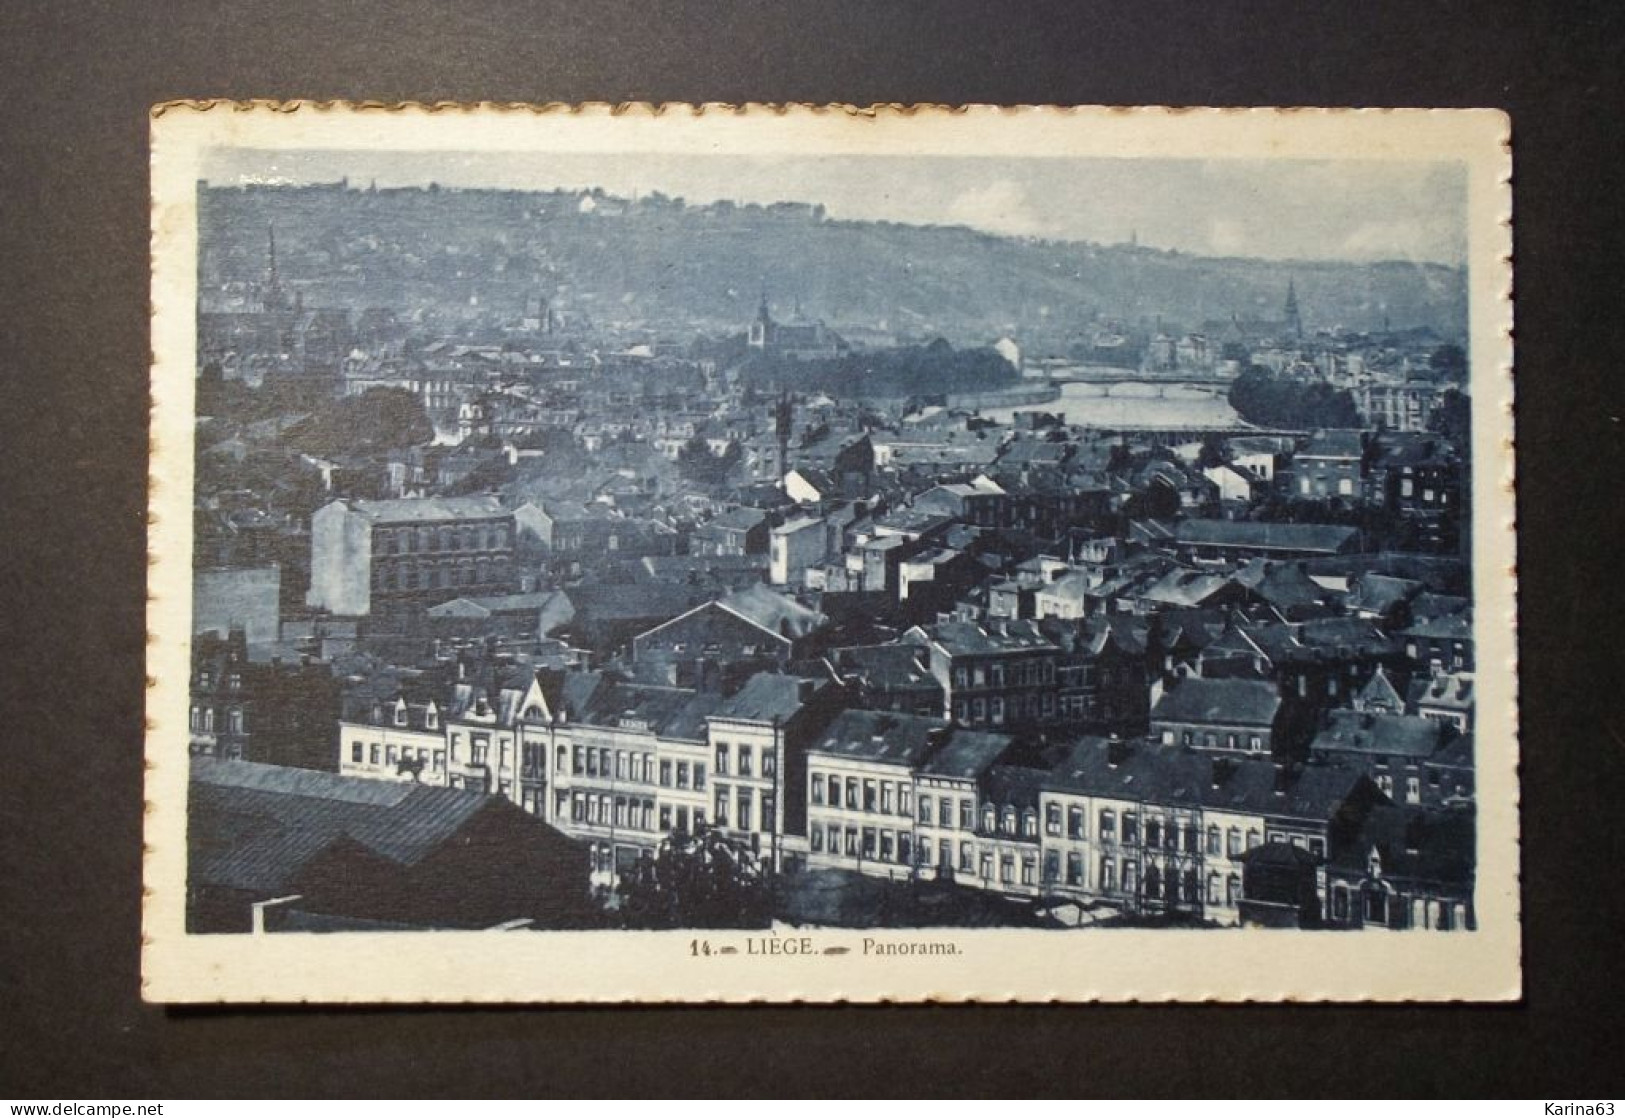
[285, 387, 433, 456]
[676, 435, 741, 486]
[1430, 388, 1471, 445]
[617, 824, 772, 929]
[1428, 343, 1468, 381]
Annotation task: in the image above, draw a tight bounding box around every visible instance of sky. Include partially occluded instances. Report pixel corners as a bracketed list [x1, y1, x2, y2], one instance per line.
[203, 148, 1468, 267]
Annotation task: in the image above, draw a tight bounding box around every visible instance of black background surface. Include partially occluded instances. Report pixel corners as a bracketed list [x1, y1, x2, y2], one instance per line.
[2, 0, 1622, 1099]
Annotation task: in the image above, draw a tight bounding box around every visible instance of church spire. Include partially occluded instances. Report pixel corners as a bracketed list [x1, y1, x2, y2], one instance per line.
[1283, 278, 1303, 340]
[262, 222, 289, 313]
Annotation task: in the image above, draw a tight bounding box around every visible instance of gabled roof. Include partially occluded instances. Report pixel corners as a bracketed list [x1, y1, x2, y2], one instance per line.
[189, 758, 492, 893]
[578, 681, 720, 740]
[1311, 710, 1445, 761]
[711, 672, 825, 724]
[1299, 429, 1365, 460]
[918, 729, 1015, 780]
[1174, 519, 1359, 555]
[342, 495, 510, 524]
[1151, 677, 1282, 728]
[1408, 671, 1475, 711]
[718, 584, 828, 640]
[1355, 665, 1406, 711]
[810, 710, 948, 767]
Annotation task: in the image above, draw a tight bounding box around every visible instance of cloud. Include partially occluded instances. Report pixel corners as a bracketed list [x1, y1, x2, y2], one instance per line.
[945, 179, 1046, 237]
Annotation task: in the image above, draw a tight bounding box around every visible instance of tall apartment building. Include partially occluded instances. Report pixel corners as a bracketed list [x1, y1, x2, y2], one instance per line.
[307, 495, 546, 616]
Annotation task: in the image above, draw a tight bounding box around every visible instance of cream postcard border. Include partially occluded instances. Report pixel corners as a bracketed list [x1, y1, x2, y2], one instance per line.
[144, 103, 1517, 1003]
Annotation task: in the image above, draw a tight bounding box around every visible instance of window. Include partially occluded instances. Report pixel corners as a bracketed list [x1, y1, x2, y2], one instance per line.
[677, 807, 689, 832]
[1146, 819, 1162, 848]
[369, 744, 380, 765]
[1206, 825, 1221, 857]
[1227, 874, 1241, 907]
[960, 842, 974, 872]
[1022, 810, 1038, 839]
[738, 746, 753, 778]
[762, 749, 776, 779]
[1021, 856, 1036, 886]
[898, 785, 911, 817]
[863, 780, 877, 812]
[810, 825, 824, 853]
[1248, 735, 1263, 753]
[1066, 852, 1084, 886]
[880, 783, 894, 814]
[979, 853, 993, 880]
[736, 788, 753, 831]
[811, 774, 825, 806]
[982, 805, 996, 833]
[659, 805, 672, 831]
[715, 744, 729, 776]
[1227, 827, 1241, 857]
[1246, 828, 1260, 850]
[1161, 729, 1175, 745]
[351, 742, 363, 763]
[960, 800, 974, 830]
[693, 764, 705, 791]
[845, 828, 859, 856]
[879, 831, 894, 863]
[918, 796, 932, 825]
[846, 780, 859, 811]
[1069, 806, 1085, 840]
[1045, 804, 1062, 836]
[862, 828, 877, 858]
[1405, 776, 1421, 804]
[1100, 857, 1116, 892]
[1043, 851, 1060, 883]
[714, 787, 729, 828]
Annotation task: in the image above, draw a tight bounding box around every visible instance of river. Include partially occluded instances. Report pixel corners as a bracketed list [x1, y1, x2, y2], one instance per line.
[978, 380, 1243, 429]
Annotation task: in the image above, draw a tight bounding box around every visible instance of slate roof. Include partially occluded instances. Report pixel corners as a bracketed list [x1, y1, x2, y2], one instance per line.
[578, 681, 720, 741]
[1310, 710, 1445, 761]
[347, 495, 510, 524]
[718, 584, 828, 640]
[711, 672, 825, 724]
[809, 710, 948, 768]
[189, 758, 491, 893]
[703, 506, 770, 533]
[1298, 429, 1365, 460]
[1330, 804, 1475, 887]
[1174, 519, 1359, 555]
[918, 729, 1015, 780]
[1151, 677, 1282, 727]
[827, 643, 940, 691]
[930, 619, 1057, 656]
[1038, 739, 1371, 822]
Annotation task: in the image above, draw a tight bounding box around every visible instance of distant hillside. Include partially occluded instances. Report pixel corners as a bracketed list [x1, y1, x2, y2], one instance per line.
[199, 183, 1468, 345]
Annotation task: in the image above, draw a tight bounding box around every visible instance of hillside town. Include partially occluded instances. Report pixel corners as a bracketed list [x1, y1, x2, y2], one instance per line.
[186, 183, 1476, 936]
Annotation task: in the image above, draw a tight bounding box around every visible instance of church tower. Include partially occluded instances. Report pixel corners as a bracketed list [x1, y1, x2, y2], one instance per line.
[1283, 278, 1303, 340]
[261, 222, 290, 314]
[748, 288, 773, 349]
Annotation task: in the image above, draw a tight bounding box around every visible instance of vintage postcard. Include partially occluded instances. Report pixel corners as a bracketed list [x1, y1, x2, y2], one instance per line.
[144, 103, 1516, 1002]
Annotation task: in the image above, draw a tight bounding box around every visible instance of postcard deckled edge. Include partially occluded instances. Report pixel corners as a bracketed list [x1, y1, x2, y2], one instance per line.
[143, 102, 1516, 1003]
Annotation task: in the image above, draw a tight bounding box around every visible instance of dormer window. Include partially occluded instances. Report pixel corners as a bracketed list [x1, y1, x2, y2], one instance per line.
[425, 707, 438, 730]
[228, 674, 242, 692]
[394, 701, 408, 727]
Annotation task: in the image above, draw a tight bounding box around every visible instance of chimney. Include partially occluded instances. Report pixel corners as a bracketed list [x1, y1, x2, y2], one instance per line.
[1107, 732, 1129, 768]
[1273, 763, 1292, 796]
